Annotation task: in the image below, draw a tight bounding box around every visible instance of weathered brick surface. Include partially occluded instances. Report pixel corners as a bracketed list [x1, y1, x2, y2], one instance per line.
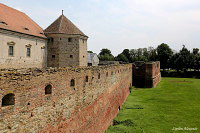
[0, 64, 132, 133]
[132, 61, 161, 88]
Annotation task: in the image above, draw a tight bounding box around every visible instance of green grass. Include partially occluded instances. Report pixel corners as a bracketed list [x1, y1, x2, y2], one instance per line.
[106, 78, 200, 133]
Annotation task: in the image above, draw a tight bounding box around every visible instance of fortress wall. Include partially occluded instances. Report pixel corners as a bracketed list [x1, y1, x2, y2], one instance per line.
[144, 61, 161, 88]
[0, 64, 132, 133]
[132, 61, 161, 88]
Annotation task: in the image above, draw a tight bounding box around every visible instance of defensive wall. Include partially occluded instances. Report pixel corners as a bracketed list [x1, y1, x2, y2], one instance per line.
[132, 61, 161, 88]
[0, 64, 132, 133]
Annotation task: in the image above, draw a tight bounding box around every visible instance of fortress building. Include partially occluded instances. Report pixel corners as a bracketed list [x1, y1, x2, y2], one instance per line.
[0, 4, 47, 69]
[0, 3, 88, 69]
[44, 13, 88, 67]
[0, 3, 161, 133]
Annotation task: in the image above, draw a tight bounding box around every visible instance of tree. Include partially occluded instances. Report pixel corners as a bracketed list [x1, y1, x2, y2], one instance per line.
[115, 53, 129, 63]
[148, 47, 158, 61]
[178, 45, 191, 71]
[98, 48, 114, 61]
[191, 48, 200, 71]
[157, 43, 173, 70]
[130, 48, 148, 62]
[88, 51, 93, 53]
[121, 49, 132, 63]
[169, 53, 181, 72]
[99, 48, 112, 56]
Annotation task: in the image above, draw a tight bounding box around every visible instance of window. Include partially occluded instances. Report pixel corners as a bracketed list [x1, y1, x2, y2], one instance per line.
[68, 38, 72, 42]
[26, 47, 31, 57]
[70, 79, 75, 87]
[8, 45, 14, 56]
[48, 38, 54, 43]
[24, 27, 29, 31]
[85, 76, 89, 82]
[106, 72, 108, 77]
[45, 84, 52, 95]
[52, 55, 55, 58]
[70, 55, 73, 58]
[98, 73, 101, 79]
[2, 93, 15, 107]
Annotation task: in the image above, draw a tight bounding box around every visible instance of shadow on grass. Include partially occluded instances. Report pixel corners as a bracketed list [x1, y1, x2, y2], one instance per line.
[113, 119, 134, 127]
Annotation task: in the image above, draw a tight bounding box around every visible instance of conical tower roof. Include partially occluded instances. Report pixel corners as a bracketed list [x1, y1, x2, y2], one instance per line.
[44, 15, 87, 37]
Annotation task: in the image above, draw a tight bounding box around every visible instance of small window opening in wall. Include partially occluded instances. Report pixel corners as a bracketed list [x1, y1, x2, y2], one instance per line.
[60, 38, 62, 40]
[48, 38, 54, 43]
[106, 72, 108, 77]
[24, 27, 29, 31]
[83, 56, 85, 58]
[70, 79, 75, 87]
[0, 21, 8, 25]
[8, 45, 14, 56]
[26, 47, 31, 57]
[85, 76, 89, 82]
[2, 93, 15, 107]
[68, 38, 72, 42]
[45, 84, 52, 95]
[98, 73, 100, 79]
[52, 55, 55, 58]
[70, 55, 73, 58]
[118, 106, 121, 111]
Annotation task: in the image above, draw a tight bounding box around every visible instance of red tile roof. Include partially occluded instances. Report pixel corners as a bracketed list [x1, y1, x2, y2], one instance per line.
[0, 3, 46, 38]
[44, 15, 87, 37]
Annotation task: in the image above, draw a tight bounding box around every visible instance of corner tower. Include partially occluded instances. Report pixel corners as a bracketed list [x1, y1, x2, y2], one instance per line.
[44, 14, 88, 67]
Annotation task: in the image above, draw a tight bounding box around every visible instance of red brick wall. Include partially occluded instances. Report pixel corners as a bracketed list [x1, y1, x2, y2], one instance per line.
[39, 76, 131, 133]
[133, 61, 161, 88]
[0, 64, 132, 133]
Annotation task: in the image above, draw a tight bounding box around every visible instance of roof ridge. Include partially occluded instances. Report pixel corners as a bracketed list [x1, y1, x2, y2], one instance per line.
[58, 15, 63, 33]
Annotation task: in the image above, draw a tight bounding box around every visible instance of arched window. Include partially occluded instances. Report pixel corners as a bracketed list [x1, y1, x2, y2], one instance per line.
[2, 93, 15, 107]
[45, 84, 52, 95]
[70, 79, 75, 87]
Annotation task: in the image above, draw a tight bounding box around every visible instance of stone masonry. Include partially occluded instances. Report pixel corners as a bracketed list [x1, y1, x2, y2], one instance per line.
[0, 64, 132, 133]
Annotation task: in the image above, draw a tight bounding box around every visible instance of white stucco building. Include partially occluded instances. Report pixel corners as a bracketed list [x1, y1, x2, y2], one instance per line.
[0, 3, 47, 69]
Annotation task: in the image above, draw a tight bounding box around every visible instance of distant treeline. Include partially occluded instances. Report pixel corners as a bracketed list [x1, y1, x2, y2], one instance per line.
[94, 43, 200, 73]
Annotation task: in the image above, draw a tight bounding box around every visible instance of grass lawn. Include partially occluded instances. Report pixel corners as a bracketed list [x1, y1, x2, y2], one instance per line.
[106, 78, 200, 133]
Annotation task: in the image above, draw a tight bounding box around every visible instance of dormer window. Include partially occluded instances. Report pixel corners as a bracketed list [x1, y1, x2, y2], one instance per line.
[40, 32, 44, 35]
[0, 21, 8, 25]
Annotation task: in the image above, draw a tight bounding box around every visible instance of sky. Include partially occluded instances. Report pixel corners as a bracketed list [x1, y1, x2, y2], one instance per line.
[1, 0, 200, 55]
